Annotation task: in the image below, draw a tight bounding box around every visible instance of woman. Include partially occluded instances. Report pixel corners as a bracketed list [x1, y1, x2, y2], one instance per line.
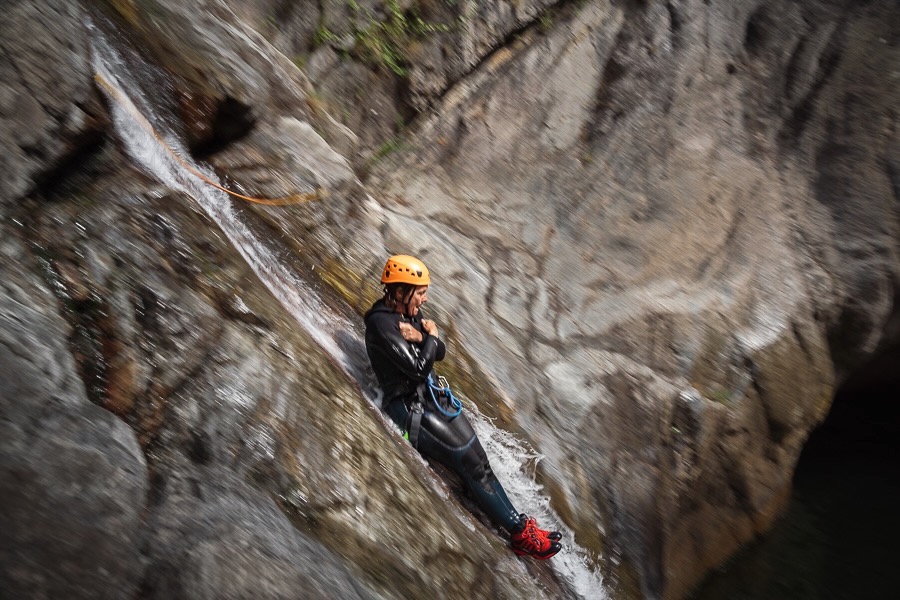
[364, 255, 562, 559]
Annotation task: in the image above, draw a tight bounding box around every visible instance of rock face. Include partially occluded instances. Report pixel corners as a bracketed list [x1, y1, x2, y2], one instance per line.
[0, 0, 107, 205]
[360, 1, 897, 597]
[1, 1, 897, 600]
[0, 234, 147, 599]
[2, 2, 562, 599]
[252, 0, 897, 597]
[0, 4, 143, 597]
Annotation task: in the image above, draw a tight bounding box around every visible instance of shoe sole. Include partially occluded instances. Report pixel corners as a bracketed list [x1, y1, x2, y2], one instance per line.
[511, 546, 562, 560]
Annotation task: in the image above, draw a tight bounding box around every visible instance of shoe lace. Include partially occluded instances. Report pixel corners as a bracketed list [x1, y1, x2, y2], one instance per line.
[516, 518, 548, 550]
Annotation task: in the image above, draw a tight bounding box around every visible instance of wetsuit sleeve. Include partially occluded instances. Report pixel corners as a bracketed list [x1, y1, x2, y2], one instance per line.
[368, 312, 442, 382]
[434, 337, 446, 362]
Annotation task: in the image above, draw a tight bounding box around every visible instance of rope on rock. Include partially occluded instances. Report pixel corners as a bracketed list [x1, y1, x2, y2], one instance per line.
[94, 73, 325, 206]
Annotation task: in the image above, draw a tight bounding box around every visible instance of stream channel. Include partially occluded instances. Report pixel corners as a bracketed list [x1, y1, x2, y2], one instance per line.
[89, 15, 605, 599]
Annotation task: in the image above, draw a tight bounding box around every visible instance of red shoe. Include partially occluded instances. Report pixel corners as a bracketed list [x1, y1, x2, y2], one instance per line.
[518, 513, 562, 541]
[510, 516, 562, 559]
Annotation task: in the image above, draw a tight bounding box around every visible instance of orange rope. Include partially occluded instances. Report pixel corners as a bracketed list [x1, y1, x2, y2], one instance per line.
[94, 73, 325, 206]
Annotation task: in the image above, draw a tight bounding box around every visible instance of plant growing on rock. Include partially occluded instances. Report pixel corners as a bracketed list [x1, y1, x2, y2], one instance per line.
[323, 0, 450, 76]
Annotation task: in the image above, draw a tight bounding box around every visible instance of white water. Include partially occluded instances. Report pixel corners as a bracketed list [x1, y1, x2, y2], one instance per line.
[91, 27, 354, 373]
[90, 21, 605, 599]
[470, 407, 608, 598]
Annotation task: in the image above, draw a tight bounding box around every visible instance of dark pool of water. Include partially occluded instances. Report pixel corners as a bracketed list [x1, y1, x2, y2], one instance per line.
[690, 370, 899, 600]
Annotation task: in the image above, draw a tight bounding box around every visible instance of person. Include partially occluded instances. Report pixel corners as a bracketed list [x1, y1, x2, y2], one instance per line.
[364, 254, 562, 559]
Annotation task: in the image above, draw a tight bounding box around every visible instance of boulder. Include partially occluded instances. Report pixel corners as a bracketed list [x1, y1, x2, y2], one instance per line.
[0, 235, 147, 599]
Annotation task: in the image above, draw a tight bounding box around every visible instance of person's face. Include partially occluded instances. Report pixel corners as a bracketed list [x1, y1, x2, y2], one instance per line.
[397, 285, 429, 317]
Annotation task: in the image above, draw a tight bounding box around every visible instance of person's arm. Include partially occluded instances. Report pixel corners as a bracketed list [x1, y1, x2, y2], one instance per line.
[370, 312, 441, 381]
[400, 319, 446, 361]
[424, 320, 446, 361]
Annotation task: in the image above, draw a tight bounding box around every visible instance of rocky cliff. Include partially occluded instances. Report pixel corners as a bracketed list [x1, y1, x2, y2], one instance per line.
[1, 1, 897, 599]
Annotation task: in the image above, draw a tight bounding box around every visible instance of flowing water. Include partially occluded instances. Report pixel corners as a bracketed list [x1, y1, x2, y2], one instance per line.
[89, 18, 605, 598]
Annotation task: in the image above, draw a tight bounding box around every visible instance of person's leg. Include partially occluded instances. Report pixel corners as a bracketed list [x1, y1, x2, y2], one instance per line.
[418, 413, 561, 558]
[384, 402, 560, 557]
[419, 412, 561, 536]
[419, 411, 522, 531]
[385, 400, 517, 525]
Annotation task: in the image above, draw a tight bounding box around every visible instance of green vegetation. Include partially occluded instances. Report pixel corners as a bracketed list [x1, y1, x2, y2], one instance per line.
[317, 0, 450, 76]
[313, 23, 340, 47]
[709, 387, 732, 404]
[372, 136, 406, 160]
[539, 12, 554, 32]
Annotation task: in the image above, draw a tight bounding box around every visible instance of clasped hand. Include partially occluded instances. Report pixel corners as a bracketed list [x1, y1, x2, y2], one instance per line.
[399, 319, 438, 343]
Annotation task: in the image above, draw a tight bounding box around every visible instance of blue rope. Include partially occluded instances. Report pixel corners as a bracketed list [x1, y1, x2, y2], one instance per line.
[427, 373, 462, 418]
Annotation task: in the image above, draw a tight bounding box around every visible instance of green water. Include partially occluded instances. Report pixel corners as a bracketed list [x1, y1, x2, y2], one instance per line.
[690, 378, 899, 600]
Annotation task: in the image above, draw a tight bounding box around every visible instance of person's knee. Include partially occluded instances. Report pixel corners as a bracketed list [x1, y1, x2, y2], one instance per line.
[459, 442, 492, 484]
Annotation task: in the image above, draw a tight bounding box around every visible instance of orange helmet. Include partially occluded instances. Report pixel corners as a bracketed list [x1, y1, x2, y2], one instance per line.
[381, 255, 430, 285]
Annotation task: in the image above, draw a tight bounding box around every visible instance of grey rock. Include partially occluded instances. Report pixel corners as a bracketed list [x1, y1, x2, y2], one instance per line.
[5, 1, 896, 599]
[358, 0, 898, 596]
[0, 234, 147, 599]
[19, 168, 553, 599]
[0, 0, 106, 205]
[139, 467, 374, 600]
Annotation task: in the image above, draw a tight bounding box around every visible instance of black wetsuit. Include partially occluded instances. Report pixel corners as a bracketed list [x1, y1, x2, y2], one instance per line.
[364, 299, 521, 531]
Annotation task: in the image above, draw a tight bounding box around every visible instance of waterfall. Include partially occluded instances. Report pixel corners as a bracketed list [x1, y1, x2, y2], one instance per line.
[90, 26, 357, 373]
[470, 411, 608, 598]
[89, 18, 605, 599]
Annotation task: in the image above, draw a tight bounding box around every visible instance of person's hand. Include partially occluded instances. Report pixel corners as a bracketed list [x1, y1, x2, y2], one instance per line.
[421, 319, 438, 338]
[399, 322, 424, 344]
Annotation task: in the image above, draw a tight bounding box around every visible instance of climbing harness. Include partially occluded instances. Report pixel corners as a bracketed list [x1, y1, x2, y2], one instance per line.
[93, 73, 325, 206]
[406, 400, 424, 448]
[402, 374, 461, 447]
[427, 373, 462, 418]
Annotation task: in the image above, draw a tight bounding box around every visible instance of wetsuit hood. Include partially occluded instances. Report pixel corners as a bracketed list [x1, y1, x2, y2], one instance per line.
[363, 298, 394, 322]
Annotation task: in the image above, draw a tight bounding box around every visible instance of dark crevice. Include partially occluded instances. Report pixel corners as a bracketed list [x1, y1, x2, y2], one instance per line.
[745, 356, 789, 444]
[145, 467, 167, 507]
[29, 127, 110, 199]
[392, 71, 419, 127]
[189, 96, 256, 159]
[187, 429, 213, 465]
[743, 9, 767, 57]
[585, 0, 679, 146]
[29, 240, 116, 412]
[91, 8, 258, 163]
[6, 37, 113, 201]
[776, 20, 845, 147]
[666, 0, 683, 50]
[723, 457, 754, 513]
[425, 0, 586, 112]
[272, 0, 296, 26]
[791, 319, 812, 361]
[692, 344, 900, 599]
[584, 28, 630, 145]
[782, 34, 811, 102]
